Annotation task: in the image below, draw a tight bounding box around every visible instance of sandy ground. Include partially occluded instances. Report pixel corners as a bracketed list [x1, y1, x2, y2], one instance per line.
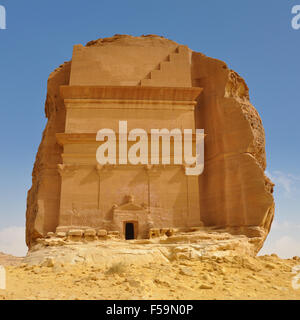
[1, 254, 300, 300]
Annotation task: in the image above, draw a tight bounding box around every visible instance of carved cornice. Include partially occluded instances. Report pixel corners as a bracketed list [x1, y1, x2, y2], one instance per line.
[56, 133, 205, 146]
[64, 99, 195, 111]
[60, 85, 203, 102]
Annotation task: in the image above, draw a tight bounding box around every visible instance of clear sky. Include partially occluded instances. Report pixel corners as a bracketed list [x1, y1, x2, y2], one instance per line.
[0, 0, 299, 257]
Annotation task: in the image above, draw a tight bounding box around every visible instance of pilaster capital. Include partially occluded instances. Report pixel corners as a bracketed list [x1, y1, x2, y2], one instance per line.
[95, 164, 116, 177]
[57, 164, 78, 177]
[144, 164, 163, 177]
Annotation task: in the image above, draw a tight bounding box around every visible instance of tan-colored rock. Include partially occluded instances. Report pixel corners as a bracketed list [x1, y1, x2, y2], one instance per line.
[46, 232, 55, 238]
[199, 284, 213, 290]
[68, 229, 83, 236]
[56, 232, 66, 238]
[166, 228, 174, 237]
[84, 229, 96, 236]
[160, 228, 169, 236]
[41, 257, 55, 268]
[84, 229, 97, 240]
[97, 229, 107, 237]
[149, 228, 160, 239]
[68, 229, 83, 241]
[26, 35, 274, 253]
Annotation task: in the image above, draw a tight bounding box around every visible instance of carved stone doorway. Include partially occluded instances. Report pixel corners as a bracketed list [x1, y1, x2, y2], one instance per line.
[124, 221, 138, 240]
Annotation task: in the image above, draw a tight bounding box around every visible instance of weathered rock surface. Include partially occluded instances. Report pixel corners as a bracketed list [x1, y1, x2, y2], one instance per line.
[26, 61, 71, 246]
[26, 35, 274, 253]
[23, 229, 260, 267]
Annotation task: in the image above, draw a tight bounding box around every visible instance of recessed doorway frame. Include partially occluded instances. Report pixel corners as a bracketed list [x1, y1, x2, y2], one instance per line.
[123, 220, 138, 240]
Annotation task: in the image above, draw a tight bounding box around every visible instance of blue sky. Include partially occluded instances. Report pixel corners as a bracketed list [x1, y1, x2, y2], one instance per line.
[0, 1, 299, 257]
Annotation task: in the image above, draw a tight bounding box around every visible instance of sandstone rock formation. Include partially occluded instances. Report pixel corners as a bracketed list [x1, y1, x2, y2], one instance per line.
[26, 35, 274, 253]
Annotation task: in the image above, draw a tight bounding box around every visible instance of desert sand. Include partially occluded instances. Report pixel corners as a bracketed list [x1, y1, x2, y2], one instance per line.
[0, 253, 300, 300]
[0, 243, 300, 301]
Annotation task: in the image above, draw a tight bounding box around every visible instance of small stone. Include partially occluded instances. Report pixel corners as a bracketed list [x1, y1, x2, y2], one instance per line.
[68, 229, 83, 237]
[108, 231, 120, 236]
[177, 253, 189, 260]
[97, 229, 107, 237]
[199, 284, 213, 289]
[179, 267, 194, 277]
[166, 228, 174, 237]
[56, 232, 66, 238]
[202, 274, 212, 282]
[128, 279, 141, 287]
[160, 228, 169, 236]
[293, 256, 300, 261]
[46, 232, 55, 238]
[149, 228, 160, 238]
[84, 229, 96, 236]
[153, 279, 170, 287]
[24, 265, 33, 271]
[265, 263, 276, 270]
[41, 258, 55, 268]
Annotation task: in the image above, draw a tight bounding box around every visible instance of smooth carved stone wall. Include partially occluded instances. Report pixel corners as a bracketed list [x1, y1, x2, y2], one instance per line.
[55, 85, 202, 238]
[26, 35, 275, 252]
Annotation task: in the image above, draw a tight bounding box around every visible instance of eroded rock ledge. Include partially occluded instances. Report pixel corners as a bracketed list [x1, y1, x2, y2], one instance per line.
[24, 228, 262, 267]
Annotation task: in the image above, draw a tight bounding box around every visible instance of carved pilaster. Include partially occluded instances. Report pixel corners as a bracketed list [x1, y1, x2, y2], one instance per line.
[144, 165, 163, 209]
[185, 172, 202, 227]
[95, 164, 116, 210]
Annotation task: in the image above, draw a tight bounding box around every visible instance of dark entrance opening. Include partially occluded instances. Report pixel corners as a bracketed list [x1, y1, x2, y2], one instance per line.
[125, 222, 134, 240]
